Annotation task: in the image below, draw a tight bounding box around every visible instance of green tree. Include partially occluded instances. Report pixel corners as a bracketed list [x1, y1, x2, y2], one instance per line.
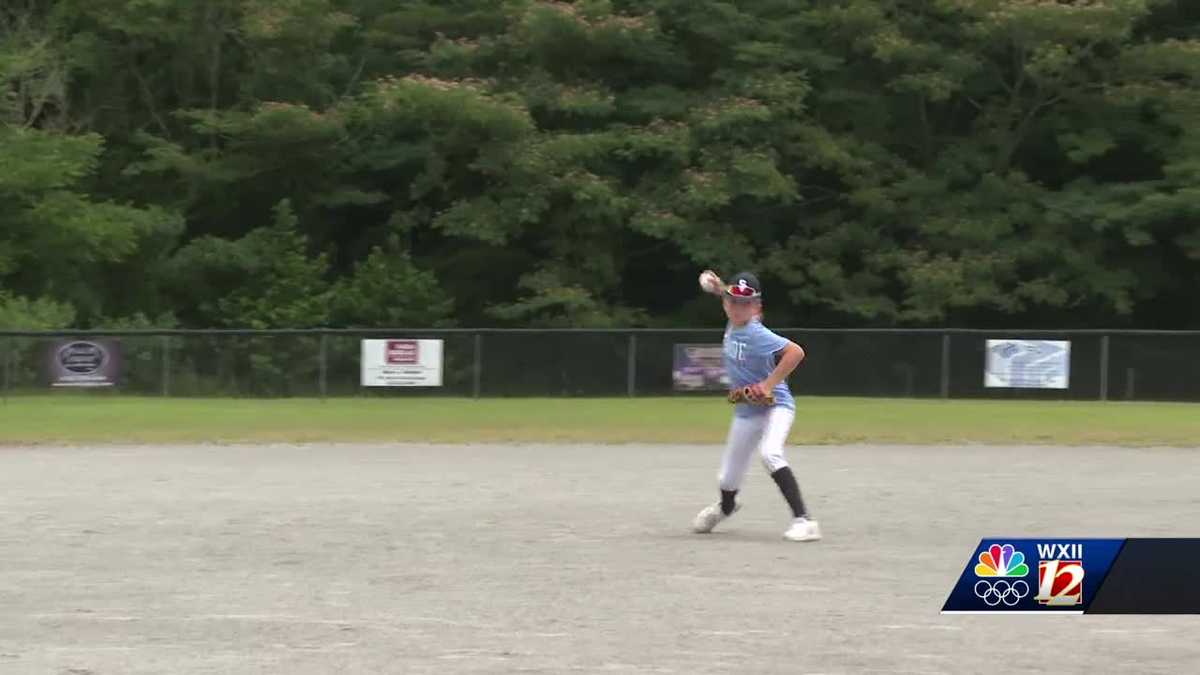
[331, 245, 454, 327]
[168, 199, 330, 328]
[2, 0, 1199, 330]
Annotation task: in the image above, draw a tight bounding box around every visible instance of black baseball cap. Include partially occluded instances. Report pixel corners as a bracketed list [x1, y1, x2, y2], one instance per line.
[725, 271, 762, 303]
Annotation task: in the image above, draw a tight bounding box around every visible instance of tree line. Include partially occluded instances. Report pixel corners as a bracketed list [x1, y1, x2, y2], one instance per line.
[2, 0, 1198, 330]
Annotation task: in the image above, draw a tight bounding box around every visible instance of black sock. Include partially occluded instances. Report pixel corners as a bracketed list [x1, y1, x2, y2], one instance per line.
[770, 467, 808, 519]
[720, 490, 738, 516]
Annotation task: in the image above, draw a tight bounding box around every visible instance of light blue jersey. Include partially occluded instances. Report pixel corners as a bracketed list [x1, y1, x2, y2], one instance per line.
[723, 318, 795, 417]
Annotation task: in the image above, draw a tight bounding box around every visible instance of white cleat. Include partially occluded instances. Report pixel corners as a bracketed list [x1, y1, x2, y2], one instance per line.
[783, 517, 822, 542]
[692, 502, 740, 534]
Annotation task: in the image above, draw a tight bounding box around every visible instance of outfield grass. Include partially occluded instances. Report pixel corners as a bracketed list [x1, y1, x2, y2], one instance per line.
[0, 395, 1197, 446]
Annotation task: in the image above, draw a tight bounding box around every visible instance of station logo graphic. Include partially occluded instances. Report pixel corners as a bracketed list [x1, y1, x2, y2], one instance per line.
[1036, 544, 1085, 606]
[972, 543, 1031, 606]
[943, 539, 1125, 613]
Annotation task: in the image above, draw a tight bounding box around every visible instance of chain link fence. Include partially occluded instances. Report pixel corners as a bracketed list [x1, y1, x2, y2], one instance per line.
[2, 329, 1199, 401]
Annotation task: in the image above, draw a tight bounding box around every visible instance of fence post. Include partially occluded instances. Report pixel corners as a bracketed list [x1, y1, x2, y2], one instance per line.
[1125, 368, 1136, 401]
[161, 335, 171, 397]
[1099, 335, 1110, 401]
[2, 338, 9, 404]
[318, 332, 328, 400]
[472, 333, 483, 399]
[626, 333, 637, 397]
[940, 334, 951, 399]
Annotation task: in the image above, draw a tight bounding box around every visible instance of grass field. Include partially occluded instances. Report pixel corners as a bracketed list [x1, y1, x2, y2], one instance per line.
[1, 395, 1198, 446]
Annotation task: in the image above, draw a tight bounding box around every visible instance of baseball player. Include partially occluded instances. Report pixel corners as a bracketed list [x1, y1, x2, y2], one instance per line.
[692, 270, 820, 542]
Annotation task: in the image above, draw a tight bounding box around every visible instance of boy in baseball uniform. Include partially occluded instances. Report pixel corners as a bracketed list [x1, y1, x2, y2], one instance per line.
[692, 270, 820, 542]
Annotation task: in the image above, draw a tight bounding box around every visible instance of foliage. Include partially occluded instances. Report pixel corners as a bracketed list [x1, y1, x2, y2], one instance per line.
[2, 0, 1198, 328]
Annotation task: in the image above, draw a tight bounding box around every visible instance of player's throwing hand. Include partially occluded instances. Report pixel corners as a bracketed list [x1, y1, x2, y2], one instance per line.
[698, 270, 724, 296]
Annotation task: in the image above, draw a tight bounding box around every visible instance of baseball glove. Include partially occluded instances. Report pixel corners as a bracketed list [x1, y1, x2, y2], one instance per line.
[728, 385, 775, 406]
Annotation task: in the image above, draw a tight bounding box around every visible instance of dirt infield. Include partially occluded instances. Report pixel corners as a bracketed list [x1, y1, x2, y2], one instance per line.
[2, 443, 1199, 674]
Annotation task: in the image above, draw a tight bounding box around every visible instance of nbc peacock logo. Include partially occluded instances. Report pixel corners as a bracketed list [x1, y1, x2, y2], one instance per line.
[972, 543, 1032, 607]
[975, 543, 1030, 578]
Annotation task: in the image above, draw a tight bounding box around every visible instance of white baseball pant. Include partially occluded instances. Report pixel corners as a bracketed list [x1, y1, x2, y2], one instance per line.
[717, 407, 795, 491]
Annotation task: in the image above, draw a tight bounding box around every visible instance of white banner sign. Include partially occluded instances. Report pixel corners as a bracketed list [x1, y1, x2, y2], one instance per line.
[361, 339, 443, 387]
[984, 339, 1070, 389]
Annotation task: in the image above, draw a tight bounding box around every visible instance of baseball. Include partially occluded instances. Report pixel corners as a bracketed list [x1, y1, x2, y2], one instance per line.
[699, 271, 720, 293]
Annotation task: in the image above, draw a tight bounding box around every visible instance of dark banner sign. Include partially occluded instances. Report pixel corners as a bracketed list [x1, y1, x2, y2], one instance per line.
[46, 340, 122, 388]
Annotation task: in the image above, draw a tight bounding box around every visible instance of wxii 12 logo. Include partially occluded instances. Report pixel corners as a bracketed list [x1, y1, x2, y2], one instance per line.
[1036, 543, 1084, 606]
[943, 539, 1125, 613]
